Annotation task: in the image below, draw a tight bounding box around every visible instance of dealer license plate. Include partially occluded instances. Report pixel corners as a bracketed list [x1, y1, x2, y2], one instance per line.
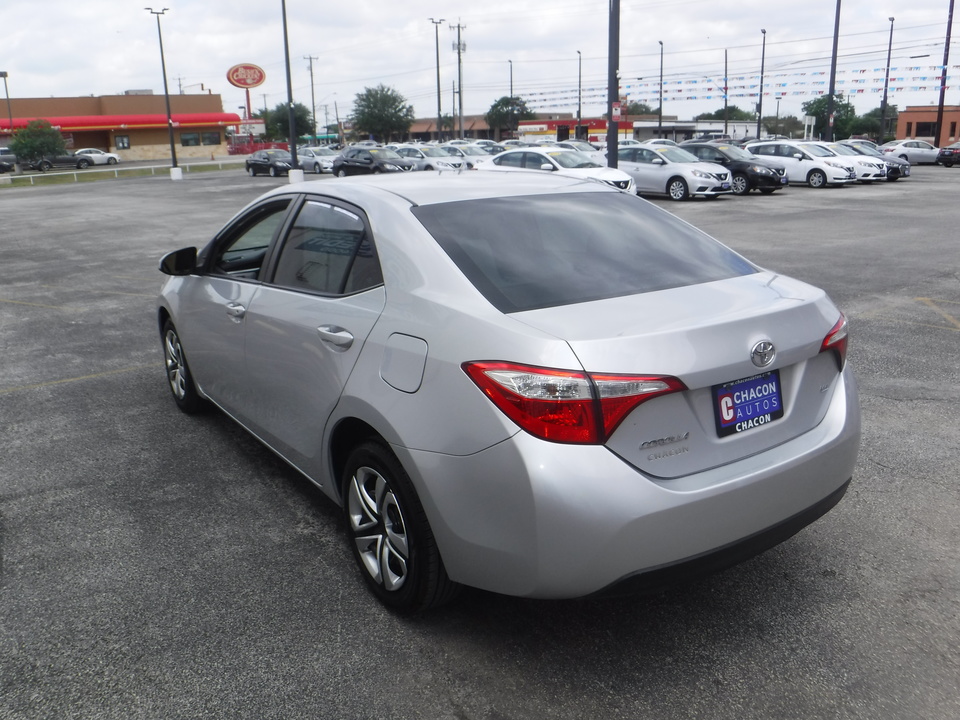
[713, 370, 784, 437]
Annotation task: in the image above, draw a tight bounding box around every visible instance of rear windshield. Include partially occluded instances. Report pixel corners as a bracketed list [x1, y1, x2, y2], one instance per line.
[412, 192, 757, 312]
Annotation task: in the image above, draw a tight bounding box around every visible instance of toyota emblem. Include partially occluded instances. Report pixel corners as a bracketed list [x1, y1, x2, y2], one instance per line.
[751, 340, 776, 368]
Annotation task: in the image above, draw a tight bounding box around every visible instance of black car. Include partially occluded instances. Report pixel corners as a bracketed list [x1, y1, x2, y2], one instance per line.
[246, 149, 294, 177]
[0, 148, 15, 173]
[332, 147, 416, 176]
[682, 142, 788, 195]
[937, 142, 960, 168]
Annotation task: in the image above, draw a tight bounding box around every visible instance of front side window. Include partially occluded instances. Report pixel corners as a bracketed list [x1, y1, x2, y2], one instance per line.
[272, 200, 381, 295]
[208, 200, 291, 278]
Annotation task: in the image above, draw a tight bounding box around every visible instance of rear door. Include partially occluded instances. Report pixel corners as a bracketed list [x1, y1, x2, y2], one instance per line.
[237, 196, 386, 478]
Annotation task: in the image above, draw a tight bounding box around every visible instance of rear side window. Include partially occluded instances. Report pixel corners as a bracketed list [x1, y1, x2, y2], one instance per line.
[412, 192, 756, 313]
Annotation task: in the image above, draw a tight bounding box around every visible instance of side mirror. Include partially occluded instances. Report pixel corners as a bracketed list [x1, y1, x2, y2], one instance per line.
[653, 158, 666, 165]
[159, 247, 198, 276]
[793, 153, 804, 160]
[540, 163, 556, 171]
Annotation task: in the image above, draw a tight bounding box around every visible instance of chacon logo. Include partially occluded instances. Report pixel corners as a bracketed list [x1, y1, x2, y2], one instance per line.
[751, 340, 776, 368]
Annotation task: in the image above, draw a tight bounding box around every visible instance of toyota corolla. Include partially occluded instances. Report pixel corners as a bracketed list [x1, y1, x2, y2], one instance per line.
[157, 172, 860, 613]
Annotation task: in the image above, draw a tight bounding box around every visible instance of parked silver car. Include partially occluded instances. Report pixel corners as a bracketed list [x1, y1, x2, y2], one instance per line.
[617, 145, 732, 200]
[157, 172, 860, 612]
[394, 145, 465, 171]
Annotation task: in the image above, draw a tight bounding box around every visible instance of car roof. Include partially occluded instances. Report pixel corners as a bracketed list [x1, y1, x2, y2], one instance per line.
[263, 168, 614, 208]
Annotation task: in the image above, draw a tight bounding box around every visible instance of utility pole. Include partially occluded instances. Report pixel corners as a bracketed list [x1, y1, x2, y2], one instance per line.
[429, 18, 445, 142]
[724, 49, 729, 135]
[606, 0, 620, 167]
[304, 55, 318, 144]
[757, 30, 766, 139]
[281, 0, 298, 169]
[450, 22, 466, 139]
[934, 0, 955, 148]
[826, 0, 842, 141]
[880, 17, 895, 143]
[145, 8, 178, 171]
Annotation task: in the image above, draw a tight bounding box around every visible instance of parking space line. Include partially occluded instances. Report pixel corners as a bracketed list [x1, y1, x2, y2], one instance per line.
[916, 297, 960, 330]
[0, 364, 161, 395]
[0, 297, 70, 310]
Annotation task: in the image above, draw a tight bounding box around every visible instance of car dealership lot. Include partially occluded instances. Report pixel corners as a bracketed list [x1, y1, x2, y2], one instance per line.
[2, 168, 958, 719]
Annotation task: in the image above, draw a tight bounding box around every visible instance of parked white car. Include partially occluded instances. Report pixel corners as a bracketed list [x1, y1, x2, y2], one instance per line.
[74, 148, 121, 165]
[616, 145, 732, 200]
[477, 147, 635, 191]
[808, 141, 887, 183]
[553, 140, 607, 163]
[394, 145, 466, 171]
[747, 140, 856, 188]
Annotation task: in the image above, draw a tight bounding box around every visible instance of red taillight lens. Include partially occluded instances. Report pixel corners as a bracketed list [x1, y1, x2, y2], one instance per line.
[820, 313, 849, 371]
[463, 361, 685, 444]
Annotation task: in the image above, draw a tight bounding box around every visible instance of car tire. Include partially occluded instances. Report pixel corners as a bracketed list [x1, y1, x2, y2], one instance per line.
[424, 165, 435, 171]
[343, 439, 461, 613]
[247, 166, 257, 176]
[107, 157, 118, 165]
[944, 162, 954, 168]
[38, 160, 52, 172]
[77, 159, 92, 169]
[759, 187, 777, 195]
[667, 177, 689, 201]
[161, 319, 205, 415]
[886, 175, 899, 182]
[336, 169, 347, 177]
[731, 173, 750, 195]
[372, 168, 382, 174]
[314, 163, 321, 173]
[270, 166, 280, 178]
[807, 169, 827, 188]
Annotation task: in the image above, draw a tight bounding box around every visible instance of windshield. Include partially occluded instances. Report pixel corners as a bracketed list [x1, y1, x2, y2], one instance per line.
[412, 192, 756, 313]
[802, 144, 836, 157]
[266, 151, 292, 160]
[563, 141, 596, 152]
[422, 147, 450, 157]
[370, 148, 402, 159]
[656, 147, 701, 163]
[547, 151, 602, 169]
[715, 145, 754, 161]
[459, 146, 488, 156]
[827, 144, 858, 156]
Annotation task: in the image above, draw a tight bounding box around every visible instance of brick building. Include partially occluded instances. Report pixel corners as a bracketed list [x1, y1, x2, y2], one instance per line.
[0, 93, 241, 161]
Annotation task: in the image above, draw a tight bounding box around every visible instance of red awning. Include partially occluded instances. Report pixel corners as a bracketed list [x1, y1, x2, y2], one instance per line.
[0, 112, 242, 133]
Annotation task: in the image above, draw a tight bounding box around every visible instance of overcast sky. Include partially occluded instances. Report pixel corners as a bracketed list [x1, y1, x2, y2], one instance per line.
[4, 0, 956, 124]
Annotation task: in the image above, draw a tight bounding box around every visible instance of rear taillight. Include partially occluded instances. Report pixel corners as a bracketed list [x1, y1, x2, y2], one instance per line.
[463, 361, 686, 444]
[820, 313, 849, 371]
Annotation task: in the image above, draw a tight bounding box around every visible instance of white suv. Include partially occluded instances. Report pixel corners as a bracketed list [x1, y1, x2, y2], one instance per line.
[746, 140, 856, 188]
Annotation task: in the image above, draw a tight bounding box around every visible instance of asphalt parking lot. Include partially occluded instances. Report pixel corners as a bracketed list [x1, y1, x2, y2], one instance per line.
[2, 166, 958, 720]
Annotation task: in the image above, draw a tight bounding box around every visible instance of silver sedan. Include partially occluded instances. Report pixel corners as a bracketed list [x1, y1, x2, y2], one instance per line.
[617, 145, 732, 200]
[157, 172, 860, 612]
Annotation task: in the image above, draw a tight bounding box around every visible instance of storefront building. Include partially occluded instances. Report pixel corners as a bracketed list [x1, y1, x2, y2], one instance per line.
[0, 93, 241, 160]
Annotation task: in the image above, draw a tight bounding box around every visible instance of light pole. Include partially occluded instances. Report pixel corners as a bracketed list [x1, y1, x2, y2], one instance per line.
[508, 59, 513, 98]
[756, 29, 766, 139]
[577, 50, 582, 140]
[0, 71, 12, 137]
[934, 0, 955, 148]
[145, 8, 179, 174]
[880, 17, 895, 143]
[430, 18, 444, 142]
[280, 0, 299, 173]
[658, 41, 663, 135]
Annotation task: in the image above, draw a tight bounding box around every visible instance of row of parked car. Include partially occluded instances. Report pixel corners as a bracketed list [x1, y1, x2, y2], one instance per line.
[0, 147, 121, 173]
[243, 134, 955, 201]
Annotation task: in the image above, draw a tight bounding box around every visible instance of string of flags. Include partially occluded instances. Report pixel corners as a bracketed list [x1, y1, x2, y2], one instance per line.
[524, 64, 960, 110]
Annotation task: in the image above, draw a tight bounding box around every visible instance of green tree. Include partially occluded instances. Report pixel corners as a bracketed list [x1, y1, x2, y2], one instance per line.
[485, 96, 537, 139]
[351, 84, 415, 143]
[761, 114, 804, 138]
[695, 105, 755, 122]
[624, 101, 655, 115]
[8, 119, 67, 171]
[801, 94, 858, 139]
[263, 102, 314, 142]
[852, 105, 898, 142]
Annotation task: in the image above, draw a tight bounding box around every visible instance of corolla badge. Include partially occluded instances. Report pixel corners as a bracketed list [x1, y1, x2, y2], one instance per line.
[751, 340, 776, 368]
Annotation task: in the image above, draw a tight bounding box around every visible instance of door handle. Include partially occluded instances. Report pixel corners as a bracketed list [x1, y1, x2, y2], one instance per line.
[317, 325, 354, 349]
[225, 302, 246, 319]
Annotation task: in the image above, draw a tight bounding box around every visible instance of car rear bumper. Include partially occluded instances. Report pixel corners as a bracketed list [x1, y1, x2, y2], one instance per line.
[398, 366, 860, 599]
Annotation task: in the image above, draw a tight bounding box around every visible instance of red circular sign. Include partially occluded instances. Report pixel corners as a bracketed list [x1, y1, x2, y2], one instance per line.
[227, 64, 266, 89]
